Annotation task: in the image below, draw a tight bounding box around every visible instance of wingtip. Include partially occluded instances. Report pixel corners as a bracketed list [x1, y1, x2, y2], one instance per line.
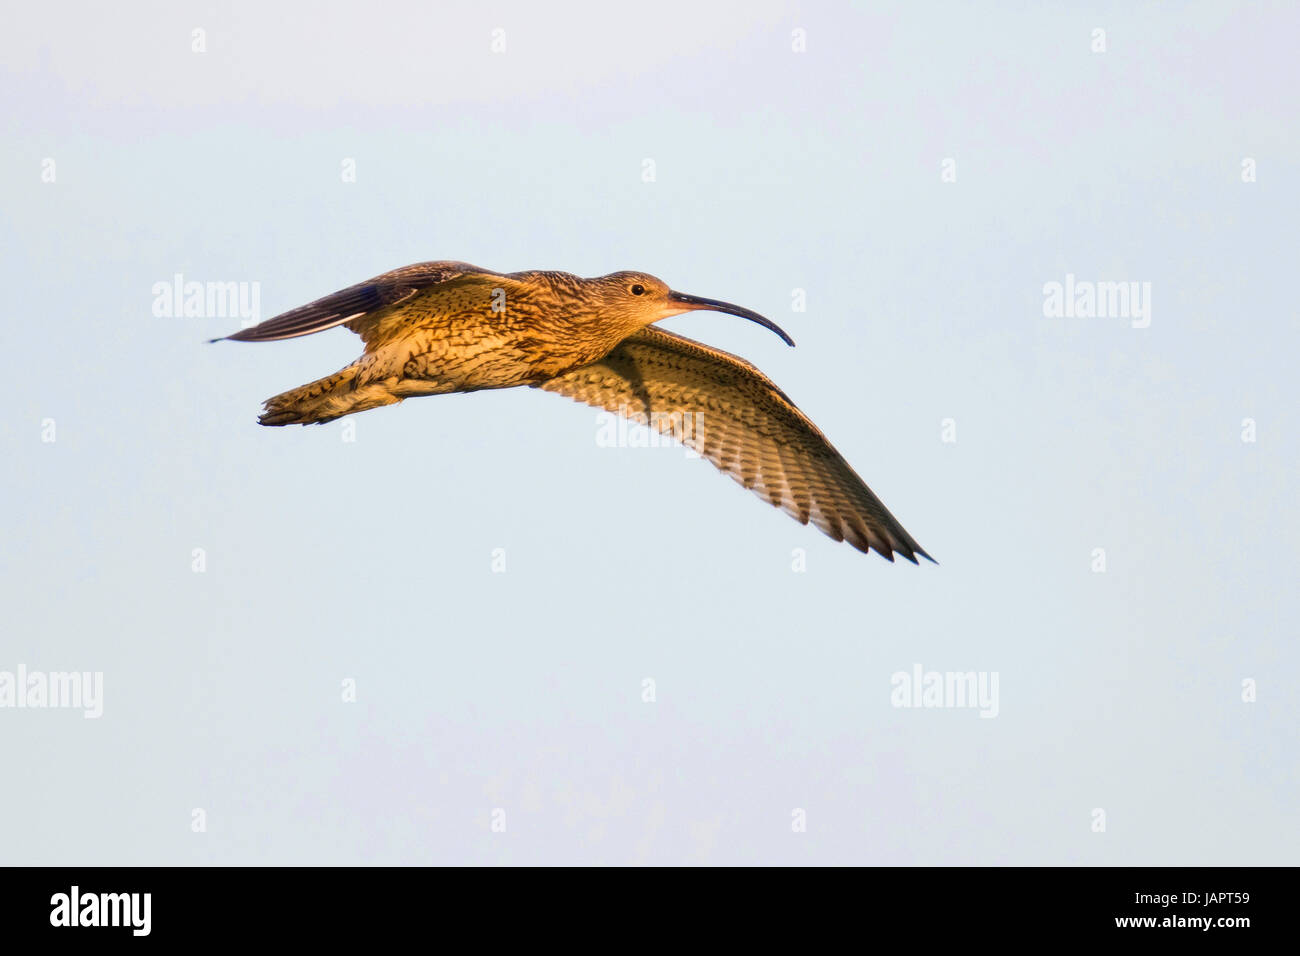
[896, 543, 937, 566]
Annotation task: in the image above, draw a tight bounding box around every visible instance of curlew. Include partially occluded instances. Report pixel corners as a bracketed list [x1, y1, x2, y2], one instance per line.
[213, 261, 932, 562]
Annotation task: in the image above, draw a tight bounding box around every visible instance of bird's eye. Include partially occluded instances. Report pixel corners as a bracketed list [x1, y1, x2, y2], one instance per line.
[630, 284, 645, 296]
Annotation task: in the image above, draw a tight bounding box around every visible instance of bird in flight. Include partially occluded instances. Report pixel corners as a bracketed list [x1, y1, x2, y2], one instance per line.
[213, 261, 932, 562]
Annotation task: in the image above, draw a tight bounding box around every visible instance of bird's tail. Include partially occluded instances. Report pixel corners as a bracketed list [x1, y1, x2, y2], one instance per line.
[259, 364, 399, 426]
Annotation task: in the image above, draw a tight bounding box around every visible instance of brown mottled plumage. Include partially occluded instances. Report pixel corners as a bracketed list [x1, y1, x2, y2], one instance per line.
[213, 261, 932, 562]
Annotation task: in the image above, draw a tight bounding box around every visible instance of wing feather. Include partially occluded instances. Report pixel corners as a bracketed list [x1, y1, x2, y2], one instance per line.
[536, 327, 932, 563]
[210, 260, 500, 346]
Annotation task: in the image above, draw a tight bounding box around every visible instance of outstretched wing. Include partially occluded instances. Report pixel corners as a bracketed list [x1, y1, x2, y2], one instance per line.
[209, 261, 502, 347]
[536, 327, 932, 562]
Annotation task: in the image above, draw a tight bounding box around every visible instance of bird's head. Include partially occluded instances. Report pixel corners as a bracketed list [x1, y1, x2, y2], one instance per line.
[591, 271, 795, 347]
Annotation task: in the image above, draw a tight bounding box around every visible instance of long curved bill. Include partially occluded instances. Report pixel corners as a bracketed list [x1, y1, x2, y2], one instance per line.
[668, 291, 795, 347]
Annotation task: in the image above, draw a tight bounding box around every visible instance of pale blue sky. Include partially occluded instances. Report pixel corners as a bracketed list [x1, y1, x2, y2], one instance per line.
[1, 1, 1296, 864]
